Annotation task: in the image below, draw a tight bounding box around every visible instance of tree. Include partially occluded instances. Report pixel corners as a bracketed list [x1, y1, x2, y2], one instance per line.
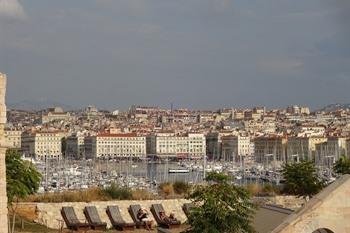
[282, 160, 324, 197]
[6, 149, 41, 233]
[334, 155, 350, 175]
[186, 172, 256, 233]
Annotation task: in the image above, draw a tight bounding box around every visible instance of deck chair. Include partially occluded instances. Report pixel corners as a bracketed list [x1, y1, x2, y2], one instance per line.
[61, 206, 90, 231]
[150, 204, 181, 229]
[83, 206, 107, 230]
[128, 204, 150, 229]
[106, 205, 136, 231]
[182, 203, 195, 217]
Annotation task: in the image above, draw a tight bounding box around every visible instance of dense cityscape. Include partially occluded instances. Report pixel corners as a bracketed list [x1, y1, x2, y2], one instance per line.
[1, 0, 350, 232]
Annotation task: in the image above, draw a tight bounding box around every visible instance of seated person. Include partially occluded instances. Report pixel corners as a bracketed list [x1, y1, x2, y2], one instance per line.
[159, 211, 178, 224]
[137, 208, 153, 230]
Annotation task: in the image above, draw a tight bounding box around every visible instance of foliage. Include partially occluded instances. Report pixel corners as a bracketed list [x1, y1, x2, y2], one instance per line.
[6, 149, 42, 204]
[334, 155, 350, 175]
[102, 182, 132, 200]
[186, 172, 256, 233]
[173, 181, 191, 195]
[24, 187, 156, 202]
[205, 172, 230, 183]
[132, 189, 156, 200]
[245, 183, 279, 197]
[24, 188, 108, 202]
[159, 182, 174, 197]
[282, 160, 325, 197]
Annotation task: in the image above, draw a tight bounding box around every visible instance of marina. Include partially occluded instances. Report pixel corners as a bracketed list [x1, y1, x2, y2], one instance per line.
[28, 155, 298, 193]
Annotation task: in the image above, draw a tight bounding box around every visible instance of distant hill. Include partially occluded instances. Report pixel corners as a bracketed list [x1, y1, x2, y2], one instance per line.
[319, 103, 350, 112]
[8, 99, 75, 111]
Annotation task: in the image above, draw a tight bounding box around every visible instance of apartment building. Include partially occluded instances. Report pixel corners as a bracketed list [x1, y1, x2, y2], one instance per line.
[147, 132, 206, 159]
[21, 131, 64, 160]
[221, 135, 251, 161]
[4, 129, 22, 148]
[254, 136, 287, 164]
[287, 137, 327, 161]
[84, 133, 146, 159]
[315, 137, 347, 165]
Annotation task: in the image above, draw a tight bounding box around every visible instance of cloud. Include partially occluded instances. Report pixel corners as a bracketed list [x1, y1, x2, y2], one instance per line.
[257, 57, 303, 76]
[0, 0, 26, 20]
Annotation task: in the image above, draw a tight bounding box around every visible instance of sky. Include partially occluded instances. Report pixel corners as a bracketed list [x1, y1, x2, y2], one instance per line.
[0, 0, 350, 110]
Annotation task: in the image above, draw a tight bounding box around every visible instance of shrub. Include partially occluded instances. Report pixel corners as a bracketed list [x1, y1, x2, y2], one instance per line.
[102, 183, 132, 200]
[159, 182, 174, 197]
[132, 189, 155, 200]
[246, 183, 261, 196]
[173, 181, 190, 195]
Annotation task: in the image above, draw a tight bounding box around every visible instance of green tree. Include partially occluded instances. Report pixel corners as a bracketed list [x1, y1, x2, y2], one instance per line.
[6, 149, 42, 233]
[282, 160, 324, 197]
[186, 172, 256, 233]
[334, 155, 350, 175]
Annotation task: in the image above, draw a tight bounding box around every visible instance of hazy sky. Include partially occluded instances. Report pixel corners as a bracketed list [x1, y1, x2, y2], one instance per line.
[0, 0, 350, 110]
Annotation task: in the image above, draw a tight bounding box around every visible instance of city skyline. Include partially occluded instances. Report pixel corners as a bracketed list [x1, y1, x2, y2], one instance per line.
[1, 0, 350, 110]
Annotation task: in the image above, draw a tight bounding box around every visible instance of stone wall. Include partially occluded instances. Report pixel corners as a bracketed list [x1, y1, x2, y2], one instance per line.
[18, 199, 189, 230]
[272, 175, 350, 233]
[0, 73, 8, 233]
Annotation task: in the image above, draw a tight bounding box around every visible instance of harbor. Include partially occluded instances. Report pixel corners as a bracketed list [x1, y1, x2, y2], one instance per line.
[29, 155, 296, 193]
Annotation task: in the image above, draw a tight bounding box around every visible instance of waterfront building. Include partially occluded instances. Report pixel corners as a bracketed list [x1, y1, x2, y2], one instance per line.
[254, 136, 287, 165]
[315, 137, 347, 166]
[206, 132, 220, 160]
[66, 134, 85, 159]
[152, 132, 206, 159]
[221, 135, 251, 161]
[21, 131, 64, 160]
[287, 137, 327, 162]
[84, 133, 146, 159]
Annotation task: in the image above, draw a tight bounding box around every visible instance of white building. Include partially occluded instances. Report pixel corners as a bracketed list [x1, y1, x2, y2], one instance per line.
[4, 129, 22, 149]
[149, 133, 206, 159]
[21, 131, 64, 160]
[84, 133, 146, 159]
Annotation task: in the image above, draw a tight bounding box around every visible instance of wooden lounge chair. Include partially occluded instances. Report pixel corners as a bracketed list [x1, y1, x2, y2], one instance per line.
[83, 206, 107, 230]
[128, 204, 150, 229]
[150, 204, 181, 229]
[61, 206, 90, 231]
[106, 205, 136, 231]
[182, 203, 195, 217]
